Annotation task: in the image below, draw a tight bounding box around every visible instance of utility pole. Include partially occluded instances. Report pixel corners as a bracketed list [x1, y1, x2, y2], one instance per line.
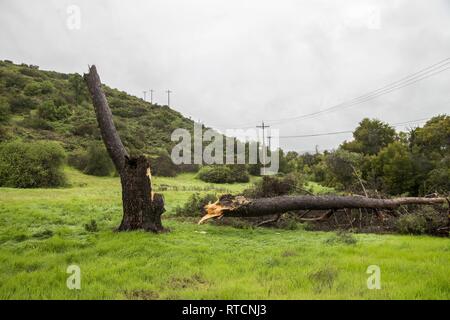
[268, 135, 272, 151]
[143, 91, 147, 101]
[149, 89, 154, 104]
[166, 90, 172, 107]
[256, 121, 270, 175]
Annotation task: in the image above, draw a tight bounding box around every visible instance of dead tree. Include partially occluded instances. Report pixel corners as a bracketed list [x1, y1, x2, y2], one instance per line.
[84, 65, 165, 232]
[199, 194, 448, 224]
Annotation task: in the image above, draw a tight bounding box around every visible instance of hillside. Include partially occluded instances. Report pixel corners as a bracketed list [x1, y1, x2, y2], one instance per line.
[0, 60, 195, 158]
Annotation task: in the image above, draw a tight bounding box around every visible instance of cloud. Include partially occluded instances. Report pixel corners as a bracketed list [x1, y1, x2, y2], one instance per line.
[1, 0, 449, 151]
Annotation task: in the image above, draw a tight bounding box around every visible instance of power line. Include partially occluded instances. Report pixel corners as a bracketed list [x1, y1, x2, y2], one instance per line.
[278, 117, 431, 139]
[208, 57, 450, 129]
[267, 63, 450, 125]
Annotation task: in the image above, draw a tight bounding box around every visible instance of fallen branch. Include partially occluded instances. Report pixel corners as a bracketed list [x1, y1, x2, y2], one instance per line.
[198, 194, 447, 224]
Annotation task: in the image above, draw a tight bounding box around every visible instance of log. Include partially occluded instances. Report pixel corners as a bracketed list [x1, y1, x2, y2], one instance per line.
[198, 194, 448, 224]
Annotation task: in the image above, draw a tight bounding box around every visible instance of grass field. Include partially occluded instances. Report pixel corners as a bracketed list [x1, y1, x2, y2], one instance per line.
[0, 168, 449, 299]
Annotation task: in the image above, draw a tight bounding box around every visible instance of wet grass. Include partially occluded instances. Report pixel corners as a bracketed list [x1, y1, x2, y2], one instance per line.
[0, 168, 448, 299]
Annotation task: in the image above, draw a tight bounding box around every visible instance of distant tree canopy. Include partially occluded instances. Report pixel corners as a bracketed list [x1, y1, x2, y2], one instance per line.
[410, 115, 450, 160]
[342, 118, 396, 155]
[274, 115, 450, 196]
[370, 141, 416, 195]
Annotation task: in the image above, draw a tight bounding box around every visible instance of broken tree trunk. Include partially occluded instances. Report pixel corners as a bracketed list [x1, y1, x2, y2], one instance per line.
[199, 194, 448, 224]
[84, 65, 165, 232]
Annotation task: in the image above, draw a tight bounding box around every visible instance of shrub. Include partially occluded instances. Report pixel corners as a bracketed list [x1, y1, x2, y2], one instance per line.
[151, 152, 179, 177]
[0, 140, 66, 188]
[21, 114, 53, 130]
[9, 95, 37, 112]
[0, 99, 11, 123]
[395, 207, 447, 235]
[4, 72, 27, 89]
[197, 166, 233, 183]
[24, 82, 42, 96]
[228, 165, 250, 182]
[243, 174, 303, 198]
[39, 80, 54, 94]
[174, 193, 218, 217]
[395, 214, 427, 235]
[37, 100, 71, 121]
[82, 142, 115, 176]
[197, 165, 250, 183]
[67, 148, 89, 171]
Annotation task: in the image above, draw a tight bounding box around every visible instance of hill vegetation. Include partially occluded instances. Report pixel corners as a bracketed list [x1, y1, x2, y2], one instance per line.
[0, 60, 196, 177]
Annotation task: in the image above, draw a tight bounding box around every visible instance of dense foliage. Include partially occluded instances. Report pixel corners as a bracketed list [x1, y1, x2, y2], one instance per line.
[0, 60, 196, 174]
[278, 116, 450, 196]
[0, 140, 66, 188]
[197, 165, 250, 183]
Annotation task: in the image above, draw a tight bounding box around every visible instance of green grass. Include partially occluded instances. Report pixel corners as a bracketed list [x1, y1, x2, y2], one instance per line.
[0, 168, 449, 299]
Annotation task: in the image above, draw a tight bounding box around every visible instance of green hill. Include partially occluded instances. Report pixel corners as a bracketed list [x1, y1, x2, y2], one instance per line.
[0, 59, 195, 160]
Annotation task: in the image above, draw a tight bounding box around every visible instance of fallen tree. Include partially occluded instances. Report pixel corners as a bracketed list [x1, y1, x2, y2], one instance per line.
[84, 65, 165, 232]
[199, 194, 449, 224]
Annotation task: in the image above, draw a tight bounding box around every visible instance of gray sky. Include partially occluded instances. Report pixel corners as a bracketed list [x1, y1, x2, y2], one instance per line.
[1, 0, 449, 152]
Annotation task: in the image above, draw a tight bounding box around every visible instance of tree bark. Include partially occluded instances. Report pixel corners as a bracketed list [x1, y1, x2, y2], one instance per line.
[84, 65, 165, 232]
[199, 194, 448, 224]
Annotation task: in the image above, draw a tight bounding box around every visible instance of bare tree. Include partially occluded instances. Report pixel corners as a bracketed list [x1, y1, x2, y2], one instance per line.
[84, 65, 165, 232]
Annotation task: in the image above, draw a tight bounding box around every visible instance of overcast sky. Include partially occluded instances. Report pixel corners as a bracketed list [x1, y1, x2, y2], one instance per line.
[1, 0, 449, 152]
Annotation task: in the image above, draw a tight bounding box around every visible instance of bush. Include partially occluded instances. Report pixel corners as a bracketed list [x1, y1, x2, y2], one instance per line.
[395, 207, 446, 235]
[151, 152, 178, 177]
[197, 166, 233, 183]
[37, 101, 71, 121]
[243, 174, 303, 198]
[0, 99, 11, 123]
[21, 114, 53, 130]
[228, 165, 250, 182]
[39, 81, 54, 94]
[197, 165, 250, 183]
[9, 95, 37, 112]
[0, 140, 66, 188]
[174, 193, 218, 217]
[67, 148, 89, 171]
[395, 214, 427, 235]
[82, 142, 115, 176]
[4, 72, 27, 89]
[24, 82, 42, 96]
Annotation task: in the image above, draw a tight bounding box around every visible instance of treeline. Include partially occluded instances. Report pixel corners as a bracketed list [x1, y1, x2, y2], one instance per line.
[277, 116, 450, 196]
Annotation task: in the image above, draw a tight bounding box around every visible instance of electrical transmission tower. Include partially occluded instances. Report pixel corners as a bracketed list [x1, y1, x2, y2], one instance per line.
[166, 90, 172, 107]
[149, 89, 154, 104]
[256, 121, 270, 175]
